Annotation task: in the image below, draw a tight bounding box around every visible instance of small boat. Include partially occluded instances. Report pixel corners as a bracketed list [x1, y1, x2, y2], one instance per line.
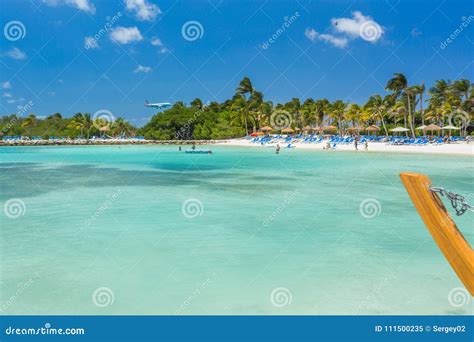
[400, 172, 473, 295]
[185, 150, 212, 154]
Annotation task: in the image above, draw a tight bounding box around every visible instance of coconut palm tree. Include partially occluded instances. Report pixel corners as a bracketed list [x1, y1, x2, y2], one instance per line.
[329, 100, 347, 133]
[386, 73, 415, 137]
[364, 95, 390, 136]
[235, 77, 254, 134]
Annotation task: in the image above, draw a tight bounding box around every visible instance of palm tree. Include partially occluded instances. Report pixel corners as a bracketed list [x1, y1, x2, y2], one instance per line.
[411, 83, 425, 125]
[69, 112, 93, 138]
[386, 73, 415, 137]
[364, 95, 390, 136]
[235, 77, 255, 134]
[329, 100, 347, 133]
[190, 98, 204, 109]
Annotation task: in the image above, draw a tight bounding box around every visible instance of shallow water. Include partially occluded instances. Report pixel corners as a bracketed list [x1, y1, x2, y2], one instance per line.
[1, 145, 473, 315]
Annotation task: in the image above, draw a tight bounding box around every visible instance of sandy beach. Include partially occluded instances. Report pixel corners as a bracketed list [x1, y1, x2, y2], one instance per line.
[221, 138, 474, 156]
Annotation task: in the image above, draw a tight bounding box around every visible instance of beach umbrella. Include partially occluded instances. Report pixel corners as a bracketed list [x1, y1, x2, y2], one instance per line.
[256, 131, 265, 136]
[416, 125, 426, 130]
[99, 126, 110, 132]
[365, 125, 380, 131]
[442, 125, 460, 137]
[390, 127, 410, 132]
[295, 127, 301, 131]
[303, 125, 312, 131]
[321, 125, 337, 131]
[423, 124, 441, 131]
[250, 133, 258, 137]
[390, 127, 410, 136]
[260, 126, 273, 132]
[423, 124, 441, 136]
[281, 127, 295, 134]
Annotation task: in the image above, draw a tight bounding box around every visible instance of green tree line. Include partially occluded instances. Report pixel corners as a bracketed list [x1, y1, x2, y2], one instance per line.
[1, 74, 472, 139]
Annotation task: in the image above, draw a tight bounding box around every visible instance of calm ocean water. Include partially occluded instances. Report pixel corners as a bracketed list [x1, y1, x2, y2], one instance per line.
[1, 145, 473, 315]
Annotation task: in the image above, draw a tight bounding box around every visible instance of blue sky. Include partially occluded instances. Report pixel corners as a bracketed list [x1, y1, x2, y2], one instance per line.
[1, 0, 473, 126]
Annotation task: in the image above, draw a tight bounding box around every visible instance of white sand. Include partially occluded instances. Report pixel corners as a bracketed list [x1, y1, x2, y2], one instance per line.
[219, 138, 474, 156]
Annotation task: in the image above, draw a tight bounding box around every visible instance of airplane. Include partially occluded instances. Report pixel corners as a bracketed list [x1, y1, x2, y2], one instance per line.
[144, 100, 172, 109]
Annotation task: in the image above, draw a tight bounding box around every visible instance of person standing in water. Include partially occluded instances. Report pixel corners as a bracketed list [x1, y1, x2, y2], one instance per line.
[191, 143, 196, 150]
[354, 139, 358, 151]
[276, 144, 280, 154]
[364, 140, 368, 151]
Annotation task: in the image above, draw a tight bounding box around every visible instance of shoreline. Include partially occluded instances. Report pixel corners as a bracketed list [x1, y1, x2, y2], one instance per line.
[222, 139, 474, 156]
[1, 138, 472, 156]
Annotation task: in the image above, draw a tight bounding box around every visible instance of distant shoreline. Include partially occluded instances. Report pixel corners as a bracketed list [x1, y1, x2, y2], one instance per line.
[1, 138, 473, 156]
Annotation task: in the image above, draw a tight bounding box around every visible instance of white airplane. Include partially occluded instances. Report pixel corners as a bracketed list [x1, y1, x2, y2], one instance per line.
[144, 100, 172, 109]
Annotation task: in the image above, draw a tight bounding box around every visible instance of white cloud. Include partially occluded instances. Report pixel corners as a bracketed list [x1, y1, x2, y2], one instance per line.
[134, 65, 152, 73]
[48, 91, 56, 96]
[43, 0, 96, 14]
[109, 26, 143, 44]
[150, 36, 163, 46]
[84, 36, 99, 49]
[305, 28, 348, 48]
[1, 81, 12, 89]
[6, 47, 27, 60]
[332, 11, 383, 42]
[305, 11, 383, 48]
[305, 28, 318, 42]
[3, 92, 12, 98]
[319, 34, 348, 48]
[150, 37, 168, 53]
[125, 0, 161, 21]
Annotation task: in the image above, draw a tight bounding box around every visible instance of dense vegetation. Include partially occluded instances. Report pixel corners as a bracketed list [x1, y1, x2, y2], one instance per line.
[1, 74, 472, 139]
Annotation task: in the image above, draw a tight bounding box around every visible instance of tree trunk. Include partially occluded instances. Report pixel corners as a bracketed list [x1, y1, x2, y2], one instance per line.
[407, 95, 415, 137]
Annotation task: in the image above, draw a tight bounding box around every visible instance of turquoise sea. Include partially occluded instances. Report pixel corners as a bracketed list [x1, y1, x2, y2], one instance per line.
[1, 145, 473, 315]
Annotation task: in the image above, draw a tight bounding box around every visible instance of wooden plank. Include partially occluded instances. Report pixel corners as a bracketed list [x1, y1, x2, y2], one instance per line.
[400, 172, 474, 295]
